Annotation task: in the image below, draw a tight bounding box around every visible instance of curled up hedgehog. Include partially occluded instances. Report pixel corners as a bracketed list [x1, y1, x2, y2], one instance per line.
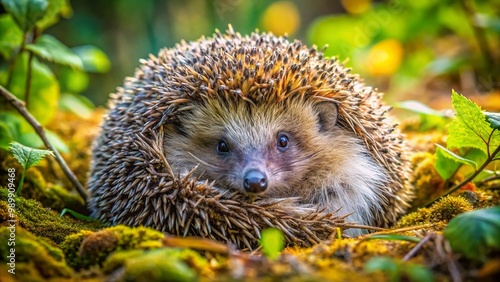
[88, 26, 413, 249]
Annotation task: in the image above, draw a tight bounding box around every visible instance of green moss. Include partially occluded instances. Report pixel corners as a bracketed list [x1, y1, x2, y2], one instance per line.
[430, 195, 473, 222]
[0, 227, 73, 280]
[61, 225, 165, 270]
[0, 188, 102, 244]
[396, 195, 473, 229]
[59, 230, 95, 270]
[0, 150, 87, 213]
[103, 249, 199, 282]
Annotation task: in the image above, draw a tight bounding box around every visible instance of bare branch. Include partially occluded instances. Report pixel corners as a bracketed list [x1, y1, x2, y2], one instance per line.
[0, 85, 88, 202]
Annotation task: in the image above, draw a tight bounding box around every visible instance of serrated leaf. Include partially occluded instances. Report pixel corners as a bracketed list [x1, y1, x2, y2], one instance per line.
[8, 141, 54, 169]
[485, 112, 500, 130]
[436, 144, 477, 169]
[26, 34, 83, 69]
[1, 0, 48, 32]
[72, 45, 111, 73]
[0, 15, 23, 59]
[260, 227, 285, 260]
[444, 206, 500, 261]
[36, 0, 72, 31]
[447, 90, 500, 154]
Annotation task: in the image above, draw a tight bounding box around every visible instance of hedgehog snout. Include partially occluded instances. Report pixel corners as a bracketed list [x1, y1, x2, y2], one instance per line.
[243, 169, 268, 193]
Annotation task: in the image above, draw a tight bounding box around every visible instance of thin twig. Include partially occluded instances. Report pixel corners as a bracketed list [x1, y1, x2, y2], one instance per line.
[360, 224, 434, 239]
[0, 85, 88, 201]
[424, 144, 500, 208]
[403, 232, 434, 262]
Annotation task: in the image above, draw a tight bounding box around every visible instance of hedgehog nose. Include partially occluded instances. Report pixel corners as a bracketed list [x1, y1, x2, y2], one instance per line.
[243, 170, 268, 193]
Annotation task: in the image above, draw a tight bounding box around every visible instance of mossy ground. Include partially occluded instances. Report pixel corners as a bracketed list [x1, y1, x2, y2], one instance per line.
[0, 109, 498, 281]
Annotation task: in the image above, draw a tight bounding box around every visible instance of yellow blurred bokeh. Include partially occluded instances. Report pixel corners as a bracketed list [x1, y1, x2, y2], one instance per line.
[366, 39, 404, 76]
[260, 1, 300, 36]
[341, 0, 372, 15]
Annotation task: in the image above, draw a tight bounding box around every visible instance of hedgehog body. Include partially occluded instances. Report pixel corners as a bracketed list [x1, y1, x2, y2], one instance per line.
[88, 27, 413, 246]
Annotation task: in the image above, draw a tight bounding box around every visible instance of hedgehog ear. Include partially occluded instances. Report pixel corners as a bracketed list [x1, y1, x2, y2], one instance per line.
[313, 102, 338, 132]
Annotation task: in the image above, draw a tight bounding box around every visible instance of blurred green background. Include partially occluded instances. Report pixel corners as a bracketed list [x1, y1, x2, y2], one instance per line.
[40, 0, 499, 107]
[2, 0, 499, 108]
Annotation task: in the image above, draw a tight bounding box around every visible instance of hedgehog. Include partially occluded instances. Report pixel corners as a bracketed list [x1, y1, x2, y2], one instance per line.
[88, 26, 413, 248]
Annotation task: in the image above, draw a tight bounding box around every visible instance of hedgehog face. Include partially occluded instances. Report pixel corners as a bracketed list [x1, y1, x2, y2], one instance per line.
[164, 97, 340, 197]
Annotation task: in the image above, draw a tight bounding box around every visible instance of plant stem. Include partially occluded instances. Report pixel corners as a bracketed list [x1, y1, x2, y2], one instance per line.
[16, 167, 26, 196]
[5, 31, 28, 90]
[460, 0, 496, 77]
[0, 85, 89, 202]
[24, 28, 39, 109]
[424, 144, 500, 207]
[24, 51, 34, 109]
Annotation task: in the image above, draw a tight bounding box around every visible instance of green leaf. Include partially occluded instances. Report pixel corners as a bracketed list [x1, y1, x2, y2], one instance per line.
[444, 206, 500, 261]
[19, 130, 69, 153]
[0, 121, 14, 150]
[60, 208, 94, 221]
[8, 141, 54, 169]
[259, 227, 285, 260]
[364, 257, 399, 281]
[405, 264, 435, 282]
[2, 54, 60, 125]
[35, 0, 72, 31]
[434, 148, 461, 180]
[365, 234, 421, 243]
[72, 45, 111, 73]
[395, 100, 447, 117]
[485, 112, 500, 130]
[307, 15, 365, 60]
[1, 0, 48, 32]
[59, 68, 89, 93]
[447, 90, 500, 154]
[26, 34, 83, 69]
[0, 14, 23, 59]
[436, 144, 477, 169]
[59, 94, 94, 119]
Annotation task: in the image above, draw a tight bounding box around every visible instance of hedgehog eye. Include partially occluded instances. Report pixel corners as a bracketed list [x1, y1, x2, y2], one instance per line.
[277, 133, 289, 151]
[216, 140, 230, 155]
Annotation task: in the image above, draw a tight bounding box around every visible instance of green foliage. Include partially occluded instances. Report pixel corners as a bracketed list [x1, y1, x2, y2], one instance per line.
[259, 227, 285, 260]
[0, 226, 73, 279]
[0, 0, 109, 150]
[395, 100, 450, 131]
[1, 0, 48, 32]
[485, 112, 500, 130]
[444, 207, 500, 262]
[0, 188, 102, 244]
[434, 90, 500, 184]
[103, 249, 199, 282]
[9, 141, 53, 195]
[447, 91, 500, 154]
[72, 45, 111, 73]
[9, 141, 53, 169]
[25, 34, 83, 69]
[364, 257, 434, 282]
[435, 144, 477, 170]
